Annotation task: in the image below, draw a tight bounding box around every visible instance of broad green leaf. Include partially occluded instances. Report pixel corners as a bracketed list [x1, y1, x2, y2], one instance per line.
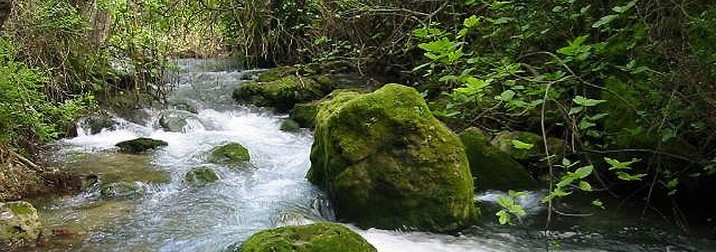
[496, 210, 511, 224]
[612, 0, 637, 13]
[574, 165, 593, 179]
[592, 199, 605, 209]
[605, 157, 640, 170]
[562, 158, 572, 167]
[463, 15, 480, 28]
[508, 190, 527, 198]
[573, 96, 607, 107]
[616, 172, 646, 181]
[511, 140, 534, 150]
[579, 181, 592, 191]
[578, 119, 596, 130]
[568, 106, 584, 115]
[498, 90, 516, 101]
[593, 14, 618, 28]
[496, 195, 515, 208]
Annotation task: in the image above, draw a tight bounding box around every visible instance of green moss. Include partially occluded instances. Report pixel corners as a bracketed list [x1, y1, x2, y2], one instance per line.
[258, 66, 298, 82]
[233, 75, 335, 111]
[184, 167, 219, 186]
[208, 143, 250, 166]
[307, 84, 477, 232]
[491, 131, 565, 161]
[290, 102, 319, 128]
[459, 128, 538, 191]
[280, 119, 301, 132]
[0, 201, 40, 247]
[5, 201, 34, 215]
[115, 137, 168, 153]
[236, 222, 376, 252]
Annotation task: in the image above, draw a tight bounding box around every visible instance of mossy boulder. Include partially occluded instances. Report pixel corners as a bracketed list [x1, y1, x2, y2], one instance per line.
[236, 222, 376, 252]
[307, 84, 477, 232]
[459, 128, 538, 191]
[233, 74, 334, 111]
[185, 167, 219, 186]
[208, 143, 250, 166]
[63, 153, 170, 185]
[115, 137, 168, 153]
[289, 102, 319, 128]
[100, 182, 145, 199]
[491, 131, 565, 161]
[0, 201, 40, 248]
[257, 66, 298, 82]
[280, 119, 301, 132]
[159, 109, 201, 132]
[81, 111, 116, 135]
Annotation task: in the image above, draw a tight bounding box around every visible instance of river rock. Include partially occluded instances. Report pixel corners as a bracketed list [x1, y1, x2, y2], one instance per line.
[0, 201, 41, 247]
[115, 137, 168, 153]
[491, 131, 565, 161]
[235, 222, 377, 252]
[280, 119, 300, 132]
[81, 111, 116, 135]
[307, 84, 477, 232]
[159, 109, 200, 132]
[459, 128, 538, 191]
[100, 182, 145, 199]
[185, 167, 219, 186]
[233, 74, 334, 111]
[208, 143, 250, 166]
[289, 102, 319, 128]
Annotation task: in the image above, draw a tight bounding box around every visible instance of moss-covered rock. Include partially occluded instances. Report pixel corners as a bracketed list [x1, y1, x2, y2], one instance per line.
[289, 102, 319, 128]
[459, 128, 538, 191]
[491, 131, 565, 161]
[0, 201, 40, 248]
[100, 182, 145, 199]
[257, 66, 298, 82]
[81, 111, 116, 135]
[235, 222, 376, 252]
[159, 109, 201, 132]
[115, 137, 168, 153]
[61, 153, 170, 185]
[208, 143, 250, 166]
[185, 167, 219, 186]
[233, 74, 334, 111]
[280, 119, 301, 132]
[307, 84, 477, 232]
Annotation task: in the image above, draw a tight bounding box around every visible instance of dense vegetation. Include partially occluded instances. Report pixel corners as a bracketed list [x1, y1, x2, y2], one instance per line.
[218, 0, 716, 231]
[1, 0, 714, 234]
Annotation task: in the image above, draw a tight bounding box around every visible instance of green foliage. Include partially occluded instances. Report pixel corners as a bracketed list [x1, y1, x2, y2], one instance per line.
[495, 190, 528, 225]
[411, 0, 716, 219]
[542, 159, 594, 204]
[0, 37, 93, 150]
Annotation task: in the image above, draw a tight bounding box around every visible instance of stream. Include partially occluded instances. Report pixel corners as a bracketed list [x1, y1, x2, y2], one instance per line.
[25, 59, 716, 252]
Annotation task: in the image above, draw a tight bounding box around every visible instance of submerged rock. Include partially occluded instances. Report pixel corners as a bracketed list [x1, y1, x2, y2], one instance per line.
[307, 84, 477, 232]
[0, 201, 40, 247]
[60, 153, 170, 185]
[459, 128, 538, 191]
[236, 222, 376, 252]
[233, 74, 334, 111]
[184, 167, 219, 186]
[159, 109, 200, 132]
[208, 143, 250, 166]
[280, 119, 301, 132]
[100, 182, 145, 199]
[115, 138, 168, 153]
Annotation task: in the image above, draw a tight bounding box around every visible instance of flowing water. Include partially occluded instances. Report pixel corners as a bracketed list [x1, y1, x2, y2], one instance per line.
[26, 59, 716, 252]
